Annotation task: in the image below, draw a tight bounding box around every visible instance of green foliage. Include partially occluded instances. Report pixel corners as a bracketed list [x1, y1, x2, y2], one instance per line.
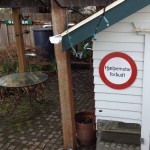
[49, 59, 57, 73]
[83, 51, 91, 62]
[0, 8, 11, 13]
[0, 61, 18, 75]
[27, 64, 42, 72]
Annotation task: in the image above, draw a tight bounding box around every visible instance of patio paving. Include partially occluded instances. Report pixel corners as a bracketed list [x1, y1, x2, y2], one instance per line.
[0, 68, 141, 150]
[0, 69, 94, 150]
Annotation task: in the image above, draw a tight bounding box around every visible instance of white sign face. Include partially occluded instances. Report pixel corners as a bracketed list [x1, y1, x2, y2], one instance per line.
[104, 57, 132, 84]
[99, 52, 137, 89]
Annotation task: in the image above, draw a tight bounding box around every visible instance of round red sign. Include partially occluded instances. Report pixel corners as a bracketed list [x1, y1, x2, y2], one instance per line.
[99, 52, 137, 89]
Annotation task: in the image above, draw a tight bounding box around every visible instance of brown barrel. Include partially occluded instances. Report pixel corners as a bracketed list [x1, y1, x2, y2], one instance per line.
[75, 111, 96, 145]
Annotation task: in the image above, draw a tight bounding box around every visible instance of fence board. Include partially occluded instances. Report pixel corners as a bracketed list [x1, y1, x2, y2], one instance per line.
[0, 13, 83, 49]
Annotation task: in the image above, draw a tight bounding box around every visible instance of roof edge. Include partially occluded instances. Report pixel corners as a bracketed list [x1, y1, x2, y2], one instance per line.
[61, 0, 124, 37]
[62, 0, 150, 51]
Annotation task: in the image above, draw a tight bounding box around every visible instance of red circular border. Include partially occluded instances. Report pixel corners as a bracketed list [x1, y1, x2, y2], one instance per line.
[99, 52, 137, 89]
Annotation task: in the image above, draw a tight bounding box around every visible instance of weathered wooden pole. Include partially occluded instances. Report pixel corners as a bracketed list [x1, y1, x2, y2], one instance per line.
[50, 0, 76, 149]
[12, 7, 26, 72]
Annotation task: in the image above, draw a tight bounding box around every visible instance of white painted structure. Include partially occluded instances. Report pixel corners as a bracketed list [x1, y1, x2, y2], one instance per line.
[93, 5, 150, 150]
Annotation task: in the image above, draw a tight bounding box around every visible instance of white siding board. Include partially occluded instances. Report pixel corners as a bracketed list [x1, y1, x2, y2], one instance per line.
[96, 117, 141, 124]
[138, 5, 150, 13]
[95, 109, 141, 120]
[121, 13, 150, 23]
[95, 101, 141, 112]
[93, 68, 143, 79]
[94, 76, 143, 88]
[96, 32, 144, 43]
[103, 22, 135, 32]
[95, 93, 142, 104]
[93, 60, 144, 71]
[93, 42, 144, 52]
[93, 51, 144, 61]
[94, 85, 142, 96]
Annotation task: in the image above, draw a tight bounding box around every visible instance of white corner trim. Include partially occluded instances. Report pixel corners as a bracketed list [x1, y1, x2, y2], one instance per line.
[60, 0, 125, 37]
[141, 33, 150, 150]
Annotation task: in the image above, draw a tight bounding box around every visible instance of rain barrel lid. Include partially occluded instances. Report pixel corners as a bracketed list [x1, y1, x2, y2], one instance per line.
[33, 28, 52, 31]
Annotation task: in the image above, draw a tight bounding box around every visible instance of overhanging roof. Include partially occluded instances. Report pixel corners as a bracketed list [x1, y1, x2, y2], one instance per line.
[0, 0, 115, 8]
[62, 0, 150, 51]
[0, 0, 50, 8]
[55, 0, 116, 7]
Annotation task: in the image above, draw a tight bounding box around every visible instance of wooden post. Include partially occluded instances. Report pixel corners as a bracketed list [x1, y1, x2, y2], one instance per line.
[12, 7, 26, 72]
[50, 1, 76, 149]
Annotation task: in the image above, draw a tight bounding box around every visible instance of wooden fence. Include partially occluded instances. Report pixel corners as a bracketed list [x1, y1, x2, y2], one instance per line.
[0, 13, 84, 49]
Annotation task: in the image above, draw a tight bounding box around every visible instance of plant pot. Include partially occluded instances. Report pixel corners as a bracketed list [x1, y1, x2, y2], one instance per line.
[75, 111, 96, 146]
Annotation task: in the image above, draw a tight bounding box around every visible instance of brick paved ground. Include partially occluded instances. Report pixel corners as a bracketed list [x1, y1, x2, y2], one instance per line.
[96, 121, 140, 150]
[0, 69, 94, 150]
[0, 69, 141, 150]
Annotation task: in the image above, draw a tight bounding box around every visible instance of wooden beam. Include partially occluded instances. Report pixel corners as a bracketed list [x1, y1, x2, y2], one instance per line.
[12, 7, 26, 72]
[50, 0, 76, 149]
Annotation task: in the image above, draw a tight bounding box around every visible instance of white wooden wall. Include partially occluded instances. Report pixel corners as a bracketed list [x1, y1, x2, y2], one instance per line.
[93, 4, 150, 149]
[93, 6, 150, 124]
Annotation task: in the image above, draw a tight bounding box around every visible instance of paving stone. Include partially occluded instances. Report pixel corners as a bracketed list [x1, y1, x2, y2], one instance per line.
[110, 142, 117, 148]
[39, 143, 47, 149]
[116, 143, 123, 149]
[39, 129, 45, 133]
[1, 70, 139, 150]
[22, 140, 28, 144]
[32, 138, 37, 142]
[43, 139, 50, 143]
[9, 139, 16, 143]
[46, 143, 53, 148]
[38, 132, 43, 135]
[19, 136, 25, 140]
[3, 143, 10, 149]
[21, 131, 25, 134]
[8, 135, 14, 138]
[45, 118, 50, 120]
[0, 144, 4, 148]
[28, 128, 34, 132]
[0, 137, 3, 142]
[50, 138, 57, 144]
[31, 132, 36, 135]
[8, 145, 16, 150]
[48, 135, 53, 140]
[105, 142, 110, 147]
[37, 121, 41, 124]
[49, 125, 55, 129]
[33, 141, 40, 146]
[22, 148, 28, 150]
[27, 141, 34, 145]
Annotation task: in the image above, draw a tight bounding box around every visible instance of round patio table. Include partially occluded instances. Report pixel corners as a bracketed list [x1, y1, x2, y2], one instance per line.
[0, 72, 48, 114]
